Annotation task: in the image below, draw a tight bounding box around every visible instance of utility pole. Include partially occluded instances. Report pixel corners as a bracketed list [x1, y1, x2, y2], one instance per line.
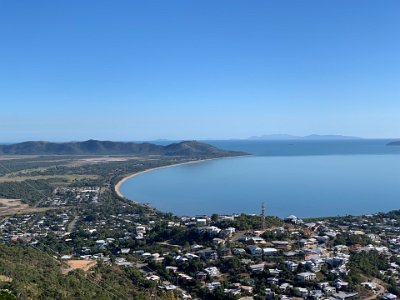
[261, 202, 266, 231]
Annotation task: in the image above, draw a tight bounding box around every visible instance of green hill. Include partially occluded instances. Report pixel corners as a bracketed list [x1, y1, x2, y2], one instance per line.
[0, 140, 247, 157]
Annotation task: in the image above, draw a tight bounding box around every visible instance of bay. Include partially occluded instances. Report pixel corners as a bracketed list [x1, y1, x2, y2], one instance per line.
[120, 139, 400, 217]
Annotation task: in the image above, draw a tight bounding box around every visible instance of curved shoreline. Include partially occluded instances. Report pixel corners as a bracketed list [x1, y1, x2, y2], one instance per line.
[114, 156, 249, 199]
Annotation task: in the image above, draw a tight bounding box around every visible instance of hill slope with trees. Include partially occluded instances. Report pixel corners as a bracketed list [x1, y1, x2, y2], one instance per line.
[0, 140, 247, 157]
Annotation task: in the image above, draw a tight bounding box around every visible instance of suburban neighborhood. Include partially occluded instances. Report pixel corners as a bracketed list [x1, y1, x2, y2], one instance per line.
[2, 181, 400, 299]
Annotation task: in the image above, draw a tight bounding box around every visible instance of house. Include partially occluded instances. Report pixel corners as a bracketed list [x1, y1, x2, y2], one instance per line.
[204, 281, 221, 291]
[334, 279, 349, 290]
[279, 282, 292, 290]
[212, 237, 225, 245]
[247, 245, 263, 256]
[240, 285, 253, 295]
[191, 244, 204, 250]
[196, 218, 207, 226]
[285, 260, 298, 271]
[263, 247, 278, 256]
[265, 288, 275, 300]
[310, 290, 324, 299]
[381, 293, 397, 300]
[316, 235, 330, 243]
[166, 266, 178, 273]
[146, 275, 160, 281]
[195, 271, 207, 282]
[361, 282, 379, 291]
[250, 236, 266, 244]
[249, 263, 265, 274]
[327, 256, 347, 268]
[220, 227, 236, 237]
[95, 239, 106, 247]
[178, 273, 194, 284]
[304, 252, 320, 261]
[296, 272, 317, 282]
[204, 267, 220, 277]
[323, 286, 336, 295]
[198, 226, 221, 236]
[272, 240, 291, 250]
[198, 249, 218, 260]
[159, 284, 177, 291]
[306, 260, 321, 272]
[268, 268, 282, 276]
[115, 258, 133, 267]
[285, 215, 299, 224]
[267, 277, 279, 285]
[218, 215, 235, 222]
[295, 287, 309, 298]
[223, 288, 241, 297]
[174, 255, 189, 263]
[232, 248, 246, 255]
[139, 252, 152, 260]
[136, 226, 146, 234]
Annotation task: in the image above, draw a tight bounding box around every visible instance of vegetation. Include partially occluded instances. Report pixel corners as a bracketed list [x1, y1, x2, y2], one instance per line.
[0, 140, 247, 156]
[0, 243, 163, 299]
[333, 233, 373, 246]
[0, 180, 53, 205]
[215, 214, 283, 231]
[346, 250, 389, 284]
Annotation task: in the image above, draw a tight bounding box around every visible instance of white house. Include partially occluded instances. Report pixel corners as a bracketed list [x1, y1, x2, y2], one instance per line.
[296, 272, 317, 282]
[263, 247, 278, 256]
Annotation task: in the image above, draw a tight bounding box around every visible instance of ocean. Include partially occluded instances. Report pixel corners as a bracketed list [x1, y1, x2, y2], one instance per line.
[119, 139, 400, 218]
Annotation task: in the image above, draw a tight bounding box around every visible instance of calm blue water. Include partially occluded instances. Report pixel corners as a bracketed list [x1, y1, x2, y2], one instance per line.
[120, 140, 400, 217]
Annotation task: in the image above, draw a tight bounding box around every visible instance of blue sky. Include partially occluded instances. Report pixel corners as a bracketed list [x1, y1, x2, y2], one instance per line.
[1, 1, 399, 142]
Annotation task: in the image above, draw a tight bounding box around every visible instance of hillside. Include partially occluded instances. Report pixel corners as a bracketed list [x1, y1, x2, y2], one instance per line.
[0, 243, 164, 299]
[0, 140, 247, 157]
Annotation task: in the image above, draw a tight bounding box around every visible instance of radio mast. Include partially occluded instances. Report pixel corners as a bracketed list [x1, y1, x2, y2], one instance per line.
[261, 202, 266, 230]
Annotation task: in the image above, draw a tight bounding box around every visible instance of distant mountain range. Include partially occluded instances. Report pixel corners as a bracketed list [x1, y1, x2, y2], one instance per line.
[248, 134, 363, 141]
[0, 140, 246, 156]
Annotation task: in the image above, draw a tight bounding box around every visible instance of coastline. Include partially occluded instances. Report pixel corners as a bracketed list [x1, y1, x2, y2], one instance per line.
[114, 155, 249, 199]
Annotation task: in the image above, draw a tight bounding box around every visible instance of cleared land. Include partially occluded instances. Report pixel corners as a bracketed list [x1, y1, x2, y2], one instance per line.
[0, 174, 99, 183]
[0, 275, 13, 282]
[61, 260, 97, 274]
[0, 198, 55, 216]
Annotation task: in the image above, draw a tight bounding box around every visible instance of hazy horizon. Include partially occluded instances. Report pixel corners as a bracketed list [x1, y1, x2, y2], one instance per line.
[1, 1, 400, 141]
[1, 134, 400, 144]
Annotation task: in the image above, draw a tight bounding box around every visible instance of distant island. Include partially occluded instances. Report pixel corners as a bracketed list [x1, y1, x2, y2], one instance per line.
[387, 141, 400, 146]
[248, 134, 363, 140]
[0, 140, 247, 156]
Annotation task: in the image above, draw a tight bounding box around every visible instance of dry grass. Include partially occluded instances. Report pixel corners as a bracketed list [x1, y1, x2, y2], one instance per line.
[0, 275, 13, 282]
[0, 174, 99, 183]
[0, 198, 56, 216]
[0, 155, 38, 161]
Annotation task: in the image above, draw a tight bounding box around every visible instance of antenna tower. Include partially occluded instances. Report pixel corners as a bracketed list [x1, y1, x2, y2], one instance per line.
[261, 202, 266, 230]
